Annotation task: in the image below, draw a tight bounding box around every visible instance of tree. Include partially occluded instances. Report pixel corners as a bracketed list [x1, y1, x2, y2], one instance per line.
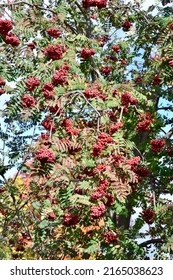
[0, 0, 173, 260]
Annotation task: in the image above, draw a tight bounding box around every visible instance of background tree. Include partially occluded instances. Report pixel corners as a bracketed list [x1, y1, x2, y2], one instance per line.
[0, 0, 173, 260]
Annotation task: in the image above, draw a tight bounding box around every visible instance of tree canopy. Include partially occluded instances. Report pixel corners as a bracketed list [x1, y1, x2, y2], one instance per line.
[0, 0, 173, 260]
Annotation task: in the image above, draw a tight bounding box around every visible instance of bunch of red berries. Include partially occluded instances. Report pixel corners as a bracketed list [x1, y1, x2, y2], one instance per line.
[122, 21, 132, 31]
[61, 118, 80, 136]
[0, 76, 6, 95]
[166, 146, 173, 157]
[100, 66, 111, 76]
[49, 104, 62, 114]
[121, 91, 138, 106]
[142, 208, 155, 224]
[93, 164, 106, 174]
[112, 154, 125, 165]
[169, 22, 173, 30]
[133, 166, 150, 177]
[4, 32, 20, 46]
[126, 156, 141, 169]
[48, 212, 56, 221]
[110, 122, 123, 134]
[150, 139, 166, 152]
[27, 42, 36, 50]
[82, 0, 107, 9]
[153, 74, 161, 85]
[98, 34, 110, 47]
[92, 133, 113, 156]
[90, 203, 106, 218]
[43, 44, 67, 60]
[136, 113, 153, 132]
[84, 87, 100, 99]
[168, 60, 173, 67]
[22, 94, 35, 108]
[41, 82, 55, 99]
[52, 67, 69, 86]
[80, 48, 96, 59]
[104, 231, 118, 243]
[25, 77, 40, 92]
[36, 147, 55, 164]
[112, 45, 121, 53]
[98, 132, 113, 144]
[41, 116, 56, 133]
[0, 18, 20, 47]
[46, 27, 61, 38]
[0, 18, 13, 35]
[62, 213, 79, 226]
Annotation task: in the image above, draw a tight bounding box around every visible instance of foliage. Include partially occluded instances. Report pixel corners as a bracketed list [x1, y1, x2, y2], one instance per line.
[0, 0, 173, 260]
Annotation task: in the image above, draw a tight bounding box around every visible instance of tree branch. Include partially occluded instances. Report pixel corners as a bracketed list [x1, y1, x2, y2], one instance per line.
[164, 128, 173, 139]
[138, 238, 166, 248]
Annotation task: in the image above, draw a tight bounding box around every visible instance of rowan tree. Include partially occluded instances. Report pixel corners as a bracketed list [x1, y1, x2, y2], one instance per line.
[0, 0, 173, 260]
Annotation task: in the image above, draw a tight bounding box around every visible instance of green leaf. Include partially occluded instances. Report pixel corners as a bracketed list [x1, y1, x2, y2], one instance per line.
[78, 180, 90, 190]
[32, 201, 41, 210]
[38, 220, 49, 229]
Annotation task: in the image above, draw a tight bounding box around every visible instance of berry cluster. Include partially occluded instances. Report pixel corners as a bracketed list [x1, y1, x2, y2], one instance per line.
[105, 55, 117, 62]
[36, 147, 55, 164]
[41, 82, 55, 99]
[48, 212, 56, 221]
[82, 0, 108, 9]
[92, 133, 113, 156]
[150, 139, 166, 152]
[98, 132, 113, 144]
[0, 19, 20, 47]
[0, 18, 13, 35]
[112, 45, 120, 53]
[22, 94, 35, 108]
[46, 27, 61, 38]
[84, 87, 100, 99]
[4, 32, 20, 46]
[25, 77, 40, 92]
[121, 92, 138, 106]
[52, 67, 69, 86]
[90, 179, 112, 205]
[94, 164, 106, 174]
[62, 213, 79, 226]
[43, 44, 67, 60]
[168, 60, 173, 67]
[80, 48, 96, 59]
[100, 66, 111, 76]
[90, 203, 106, 218]
[40, 133, 51, 146]
[90, 179, 109, 199]
[134, 166, 150, 177]
[61, 118, 80, 136]
[136, 113, 153, 132]
[98, 34, 110, 47]
[122, 21, 132, 31]
[27, 42, 36, 50]
[0, 76, 6, 95]
[104, 231, 118, 243]
[41, 116, 56, 133]
[110, 122, 123, 134]
[142, 208, 155, 224]
[126, 156, 141, 169]
[170, 22, 173, 30]
[166, 146, 173, 157]
[112, 154, 125, 165]
[49, 104, 62, 114]
[153, 74, 161, 85]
